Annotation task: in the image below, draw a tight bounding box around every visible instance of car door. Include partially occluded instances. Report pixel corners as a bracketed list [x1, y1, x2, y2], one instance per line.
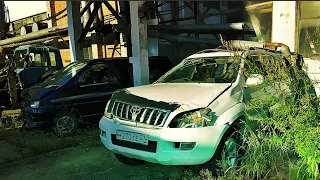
[21, 51, 50, 88]
[66, 62, 121, 123]
[243, 54, 274, 119]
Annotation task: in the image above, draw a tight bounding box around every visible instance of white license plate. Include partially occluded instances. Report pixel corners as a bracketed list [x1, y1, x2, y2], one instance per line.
[116, 130, 149, 145]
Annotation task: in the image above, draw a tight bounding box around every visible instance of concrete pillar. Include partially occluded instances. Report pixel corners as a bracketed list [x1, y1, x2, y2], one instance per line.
[271, 1, 297, 51]
[67, 1, 84, 62]
[129, 1, 149, 86]
[0, 1, 6, 39]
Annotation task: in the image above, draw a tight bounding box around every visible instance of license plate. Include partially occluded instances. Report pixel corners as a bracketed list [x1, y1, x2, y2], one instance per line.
[116, 130, 149, 145]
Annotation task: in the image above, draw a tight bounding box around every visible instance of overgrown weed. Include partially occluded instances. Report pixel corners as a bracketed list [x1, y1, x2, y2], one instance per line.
[188, 39, 320, 180]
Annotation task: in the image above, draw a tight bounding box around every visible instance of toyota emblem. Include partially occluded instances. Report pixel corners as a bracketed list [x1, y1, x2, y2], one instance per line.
[130, 106, 142, 121]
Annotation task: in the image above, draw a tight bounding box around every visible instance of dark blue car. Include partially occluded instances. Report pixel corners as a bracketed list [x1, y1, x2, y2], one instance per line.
[21, 57, 173, 136]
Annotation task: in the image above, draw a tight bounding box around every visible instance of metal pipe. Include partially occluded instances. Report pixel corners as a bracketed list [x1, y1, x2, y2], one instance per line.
[0, 24, 68, 46]
[1, 36, 60, 49]
[148, 23, 252, 32]
[148, 32, 221, 46]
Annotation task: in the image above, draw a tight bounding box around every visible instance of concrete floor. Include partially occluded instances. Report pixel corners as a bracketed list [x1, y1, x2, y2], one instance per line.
[0, 143, 181, 180]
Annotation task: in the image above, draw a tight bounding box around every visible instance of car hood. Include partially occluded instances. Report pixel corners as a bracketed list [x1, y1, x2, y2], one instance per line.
[124, 83, 231, 108]
[21, 83, 61, 101]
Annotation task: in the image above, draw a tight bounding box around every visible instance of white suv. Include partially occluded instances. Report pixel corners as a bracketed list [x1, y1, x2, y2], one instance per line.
[99, 42, 303, 170]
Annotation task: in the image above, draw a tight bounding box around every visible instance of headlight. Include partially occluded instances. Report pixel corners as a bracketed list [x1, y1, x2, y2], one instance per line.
[104, 100, 113, 119]
[30, 101, 41, 108]
[30, 100, 52, 108]
[177, 108, 214, 128]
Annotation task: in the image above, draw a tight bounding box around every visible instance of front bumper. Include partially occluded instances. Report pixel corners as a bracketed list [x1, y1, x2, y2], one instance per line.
[22, 106, 56, 128]
[99, 116, 228, 165]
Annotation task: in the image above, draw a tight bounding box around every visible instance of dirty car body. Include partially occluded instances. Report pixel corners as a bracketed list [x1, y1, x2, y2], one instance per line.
[21, 57, 173, 129]
[99, 47, 312, 165]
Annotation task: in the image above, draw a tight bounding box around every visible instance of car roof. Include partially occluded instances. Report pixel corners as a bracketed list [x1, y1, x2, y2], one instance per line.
[186, 48, 279, 59]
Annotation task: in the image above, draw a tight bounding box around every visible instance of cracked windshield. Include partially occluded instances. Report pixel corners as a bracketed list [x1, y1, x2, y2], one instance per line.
[157, 57, 239, 83]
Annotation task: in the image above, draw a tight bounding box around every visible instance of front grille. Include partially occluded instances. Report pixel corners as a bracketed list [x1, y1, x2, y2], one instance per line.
[111, 134, 157, 153]
[112, 101, 170, 126]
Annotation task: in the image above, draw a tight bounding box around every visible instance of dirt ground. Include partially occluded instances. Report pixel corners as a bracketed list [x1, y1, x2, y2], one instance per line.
[0, 146, 181, 180]
[0, 127, 182, 180]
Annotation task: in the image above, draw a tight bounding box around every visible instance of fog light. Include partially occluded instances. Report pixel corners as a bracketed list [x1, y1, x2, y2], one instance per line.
[180, 142, 196, 150]
[104, 112, 113, 119]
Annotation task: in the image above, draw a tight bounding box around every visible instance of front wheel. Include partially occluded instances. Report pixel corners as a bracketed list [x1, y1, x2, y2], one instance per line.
[52, 111, 79, 136]
[114, 153, 145, 165]
[201, 123, 243, 176]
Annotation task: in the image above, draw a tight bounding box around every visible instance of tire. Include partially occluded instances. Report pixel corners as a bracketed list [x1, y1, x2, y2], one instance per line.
[201, 121, 243, 176]
[52, 111, 79, 137]
[114, 153, 145, 165]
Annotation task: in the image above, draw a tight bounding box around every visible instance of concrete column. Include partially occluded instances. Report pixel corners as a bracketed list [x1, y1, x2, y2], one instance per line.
[0, 1, 6, 39]
[67, 1, 84, 62]
[129, 1, 149, 86]
[271, 1, 297, 51]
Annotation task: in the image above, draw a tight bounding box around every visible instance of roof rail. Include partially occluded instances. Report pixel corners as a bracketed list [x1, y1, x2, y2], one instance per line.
[229, 40, 292, 61]
[195, 46, 228, 54]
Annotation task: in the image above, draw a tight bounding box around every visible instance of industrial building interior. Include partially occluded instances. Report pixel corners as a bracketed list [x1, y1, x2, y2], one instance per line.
[0, 1, 319, 180]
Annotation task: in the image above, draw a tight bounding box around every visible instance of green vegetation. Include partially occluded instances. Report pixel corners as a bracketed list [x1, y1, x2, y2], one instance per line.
[184, 41, 319, 180]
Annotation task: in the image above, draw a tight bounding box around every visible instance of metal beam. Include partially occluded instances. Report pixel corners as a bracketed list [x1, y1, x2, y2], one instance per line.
[103, 1, 130, 34]
[148, 32, 222, 46]
[79, 1, 101, 43]
[80, 1, 93, 16]
[148, 23, 253, 32]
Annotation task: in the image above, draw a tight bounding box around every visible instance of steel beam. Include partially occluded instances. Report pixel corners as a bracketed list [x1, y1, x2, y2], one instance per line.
[148, 32, 222, 46]
[103, 1, 130, 34]
[79, 1, 101, 43]
[148, 23, 253, 32]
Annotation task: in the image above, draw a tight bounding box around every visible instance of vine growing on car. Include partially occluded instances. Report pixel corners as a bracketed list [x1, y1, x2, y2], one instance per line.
[190, 38, 320, 180]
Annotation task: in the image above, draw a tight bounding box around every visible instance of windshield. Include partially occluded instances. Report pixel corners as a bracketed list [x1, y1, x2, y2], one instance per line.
[156, 56, 239, 83]
[42, 62, 86, 85]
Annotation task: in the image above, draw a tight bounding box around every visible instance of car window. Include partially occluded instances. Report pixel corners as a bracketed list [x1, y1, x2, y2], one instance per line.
[49, 52, 57, 67]
[28, 52, 47, 67]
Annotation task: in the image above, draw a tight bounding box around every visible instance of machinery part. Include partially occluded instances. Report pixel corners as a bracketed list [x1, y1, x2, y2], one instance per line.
[20, 25, 32, 36]
[32, 22, 48, 32]
[114, 153, 145, 165]
[52, 111, 79, 136]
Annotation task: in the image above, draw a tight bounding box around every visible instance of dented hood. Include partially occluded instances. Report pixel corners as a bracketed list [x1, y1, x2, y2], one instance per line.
[126, 83, 231, 108]
[21, 84, 61, 101]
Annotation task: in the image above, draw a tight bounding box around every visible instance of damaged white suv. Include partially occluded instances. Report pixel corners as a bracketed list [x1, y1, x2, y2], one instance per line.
[99, 42, 298, 170]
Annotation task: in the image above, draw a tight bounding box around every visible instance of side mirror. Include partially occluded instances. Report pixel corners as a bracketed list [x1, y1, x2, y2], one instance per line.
[245, 74, 264, 87]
